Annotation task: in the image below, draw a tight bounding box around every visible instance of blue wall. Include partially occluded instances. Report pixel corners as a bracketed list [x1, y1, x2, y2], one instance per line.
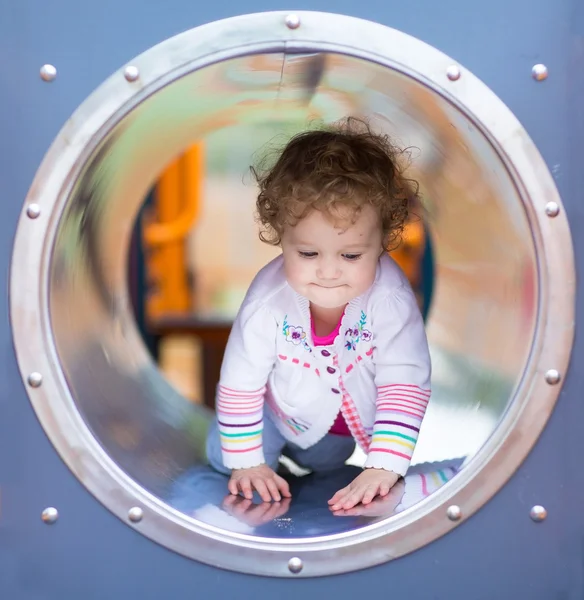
[1, 1, 583, 598]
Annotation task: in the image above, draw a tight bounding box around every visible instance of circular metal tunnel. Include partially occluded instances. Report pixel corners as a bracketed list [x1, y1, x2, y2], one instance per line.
[10, 11, 574, 577]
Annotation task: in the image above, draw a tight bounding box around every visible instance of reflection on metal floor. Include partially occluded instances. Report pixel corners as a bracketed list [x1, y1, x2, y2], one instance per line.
[168, 458, 464, 538]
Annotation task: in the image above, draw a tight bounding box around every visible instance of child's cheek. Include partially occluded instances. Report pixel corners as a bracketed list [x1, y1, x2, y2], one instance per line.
[295, 260, 311, 282]
[288, 258, 308, 286]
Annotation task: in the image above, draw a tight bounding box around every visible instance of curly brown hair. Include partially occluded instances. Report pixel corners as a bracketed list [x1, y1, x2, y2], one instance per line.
[252, 117, 419, 250]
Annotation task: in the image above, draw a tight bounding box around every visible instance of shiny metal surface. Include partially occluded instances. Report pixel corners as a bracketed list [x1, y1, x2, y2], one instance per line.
[529, 505, 547, 522]
[446, 505, 462, 522]
[124, 66, 140, 82]
[446, 65, 461, 81]
[39, 64, 57, 82]
[10, 11, 574, 577]
[128, 507, 144, 523]
[41, 507, 59, 524]
[545, 369, 561, 385]
[26, 204, 41, 219]
[532, 63, 549, 81]
[288, 557, 303, 574]
[169, 460, 462, 538]
[27, 372, 43, 388]
[285, 14, 301, 29]
[545, 201, 560, 217]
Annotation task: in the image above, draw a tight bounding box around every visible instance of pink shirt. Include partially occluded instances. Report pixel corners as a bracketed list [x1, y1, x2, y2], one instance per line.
[311, 314, 352, 436]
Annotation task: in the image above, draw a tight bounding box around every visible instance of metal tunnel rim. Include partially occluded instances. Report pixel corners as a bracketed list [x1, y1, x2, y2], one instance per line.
[9, 10, 575, 578]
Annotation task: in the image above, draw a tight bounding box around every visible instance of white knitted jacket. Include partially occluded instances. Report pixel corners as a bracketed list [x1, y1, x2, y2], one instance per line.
[216, 253, 432, 476]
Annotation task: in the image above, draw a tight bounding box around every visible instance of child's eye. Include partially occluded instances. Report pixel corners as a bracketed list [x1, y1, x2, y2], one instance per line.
[298, 251, 318, 258]
[342, 253, 362, 261]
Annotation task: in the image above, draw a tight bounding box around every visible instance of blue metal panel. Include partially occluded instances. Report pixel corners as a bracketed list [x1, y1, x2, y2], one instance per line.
[0, 0, 583, 598]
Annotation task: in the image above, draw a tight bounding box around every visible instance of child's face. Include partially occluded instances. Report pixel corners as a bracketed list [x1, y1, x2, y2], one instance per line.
[281, 204, 383, 309]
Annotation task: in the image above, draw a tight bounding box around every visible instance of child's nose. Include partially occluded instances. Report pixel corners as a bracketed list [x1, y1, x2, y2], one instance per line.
[317, 259, 341, 280]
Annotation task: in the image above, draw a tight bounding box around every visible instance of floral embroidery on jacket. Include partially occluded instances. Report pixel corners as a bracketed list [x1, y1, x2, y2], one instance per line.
[345, 310, 372, 350]
[283, 315, 312, 353]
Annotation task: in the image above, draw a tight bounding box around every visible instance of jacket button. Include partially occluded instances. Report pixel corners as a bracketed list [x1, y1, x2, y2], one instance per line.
[321, 349, 331, 357]
[327, 366, 336, 374]
[331, 388, 340, 394]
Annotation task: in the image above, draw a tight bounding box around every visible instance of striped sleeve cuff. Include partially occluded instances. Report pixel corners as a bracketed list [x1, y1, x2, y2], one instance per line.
[216, 385, 266, 469]
[364, 384, 430, 476]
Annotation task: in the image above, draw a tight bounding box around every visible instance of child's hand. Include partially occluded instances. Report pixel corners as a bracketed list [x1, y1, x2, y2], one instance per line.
[328, 468, 400, 510]
[228, 464, 292, 502]
[330, 478, 405, 517]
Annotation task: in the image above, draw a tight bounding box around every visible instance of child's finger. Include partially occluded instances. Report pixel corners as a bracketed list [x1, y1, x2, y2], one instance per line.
[275, 475, 292, 498]
[265, 479, 281, 502]
[228, 479, 239, 496]
[328, 486, 349, 505]
[251, 477, 272, 502]
[330, 488, 354, 510]
[379, 482, 392, 497]
[334, 507, 361, 516]
[361, 485, 379, 505]
[240, 477, 254, 500]
[330, 489, 351, 508]
[341, 488, 364, 510]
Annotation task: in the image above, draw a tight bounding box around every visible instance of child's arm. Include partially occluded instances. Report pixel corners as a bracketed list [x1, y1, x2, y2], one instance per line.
[216, 297, 291, 502]
[217, 298, 277, 470]
[364, 284, 432, 475]
[329, 285, 431, 511]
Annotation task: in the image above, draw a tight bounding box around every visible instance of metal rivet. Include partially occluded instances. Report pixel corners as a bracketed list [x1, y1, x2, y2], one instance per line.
[288, 557, 303, 574]
[26, 204, 41, 219]
[285, 14, 301, 29]
[27, 372, 43, 388]
[545, 369, 561, 385]
[128, 507, 143, 523]
[530, 505, 547, 522]
[446, 505, 462, 521]
[545, 201, 560, 217]
[40, 64, 57, 82]
[532, 64, 548, 81]
[124, 66, 140, 82]
[446, 65, 461, 81]
[41, 507, 58, 524]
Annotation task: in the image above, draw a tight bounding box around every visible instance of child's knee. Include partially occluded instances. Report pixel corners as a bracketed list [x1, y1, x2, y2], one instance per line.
[290, 436, 356, 472]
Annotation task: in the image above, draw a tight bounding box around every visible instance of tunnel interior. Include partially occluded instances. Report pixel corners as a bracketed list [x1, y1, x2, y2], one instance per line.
[47, 50, 538, 539]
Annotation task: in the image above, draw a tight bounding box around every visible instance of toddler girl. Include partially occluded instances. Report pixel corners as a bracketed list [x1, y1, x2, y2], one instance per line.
[205, 118, 431, 511]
